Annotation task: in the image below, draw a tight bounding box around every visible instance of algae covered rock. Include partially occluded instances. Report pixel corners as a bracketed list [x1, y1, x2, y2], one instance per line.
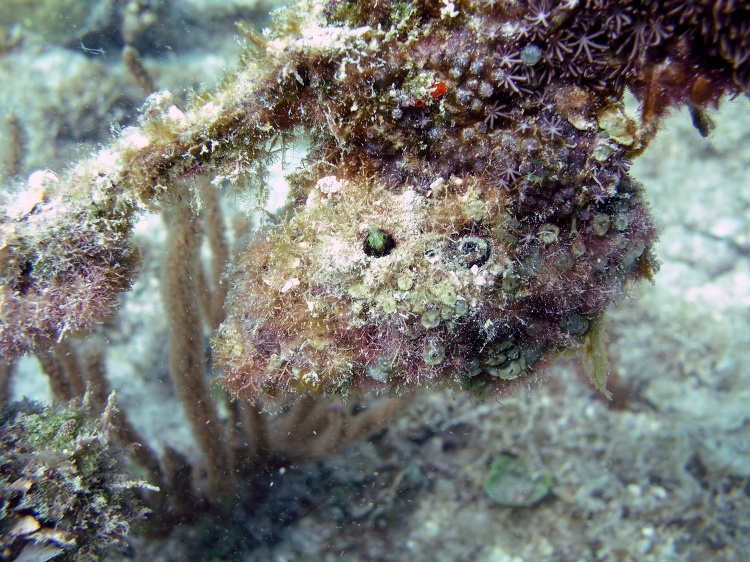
[0, 393, 155, 561]
[0, 0, 747, 404]
[215, 164, 656, 402]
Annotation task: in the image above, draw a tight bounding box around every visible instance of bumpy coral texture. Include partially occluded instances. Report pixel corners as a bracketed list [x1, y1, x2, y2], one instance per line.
[1, 0, 746, 402]
[215, 0, 749, 401]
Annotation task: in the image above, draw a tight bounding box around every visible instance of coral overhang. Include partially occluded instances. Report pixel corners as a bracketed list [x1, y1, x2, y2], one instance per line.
[1, 0, 747, 403]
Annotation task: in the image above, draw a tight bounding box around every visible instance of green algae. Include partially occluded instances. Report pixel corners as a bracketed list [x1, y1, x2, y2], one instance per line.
[484, 454, 552, 508]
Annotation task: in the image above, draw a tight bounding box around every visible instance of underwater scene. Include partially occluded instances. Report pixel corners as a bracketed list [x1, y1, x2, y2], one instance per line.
[1, 0, 749, 560]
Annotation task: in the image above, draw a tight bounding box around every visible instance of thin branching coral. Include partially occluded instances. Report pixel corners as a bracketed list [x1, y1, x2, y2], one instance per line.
[0, 0, 747, 405]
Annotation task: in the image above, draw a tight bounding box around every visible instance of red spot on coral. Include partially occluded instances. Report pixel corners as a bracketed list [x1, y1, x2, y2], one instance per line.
[430, 80, 447, 99]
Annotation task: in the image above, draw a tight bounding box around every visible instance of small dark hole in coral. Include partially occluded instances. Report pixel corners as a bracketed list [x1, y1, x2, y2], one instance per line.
[13, 261, 34, 295]
[456, 236, 491, 268]
[363, 227, 396, 257]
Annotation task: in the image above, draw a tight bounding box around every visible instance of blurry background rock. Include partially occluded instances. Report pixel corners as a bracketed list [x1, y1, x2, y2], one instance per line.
[0, 0, 110, 46]
[0, 0, 280, 174]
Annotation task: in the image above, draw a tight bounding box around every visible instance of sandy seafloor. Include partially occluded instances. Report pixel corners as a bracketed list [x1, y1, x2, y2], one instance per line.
[1, 2, 749, 561]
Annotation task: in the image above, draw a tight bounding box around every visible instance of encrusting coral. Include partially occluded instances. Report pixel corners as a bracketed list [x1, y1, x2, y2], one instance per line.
[1, 0, 748, 405]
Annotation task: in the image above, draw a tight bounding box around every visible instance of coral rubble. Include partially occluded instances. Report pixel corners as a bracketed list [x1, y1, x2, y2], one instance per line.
[0, 393, 154, 561]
